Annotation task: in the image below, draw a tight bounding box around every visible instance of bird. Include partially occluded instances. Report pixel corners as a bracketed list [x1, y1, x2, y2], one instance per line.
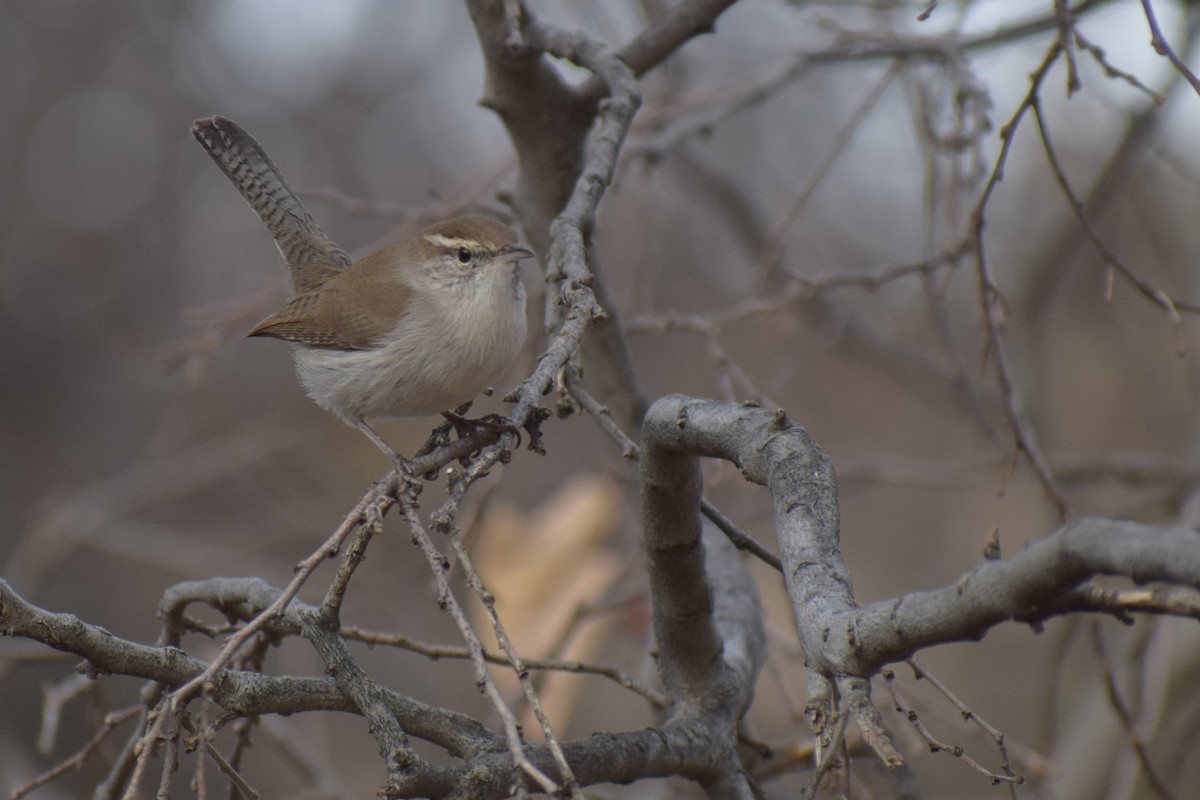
[191, 116, 531, 472]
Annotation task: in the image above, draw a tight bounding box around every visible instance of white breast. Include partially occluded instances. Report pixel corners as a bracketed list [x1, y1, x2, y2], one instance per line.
[292, 264, 526, 423]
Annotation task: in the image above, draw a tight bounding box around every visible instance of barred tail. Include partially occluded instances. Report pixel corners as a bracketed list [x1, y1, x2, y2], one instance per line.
[191, 116, 350, 292]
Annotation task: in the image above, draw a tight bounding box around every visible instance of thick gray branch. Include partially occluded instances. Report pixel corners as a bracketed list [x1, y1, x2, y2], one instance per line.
[465, 0, 591, 254]
[641, 396, 853, 676]
[640, 401, 768, 798]
[582, 0, 739, 100]
[851, 519, 1200, 671]
[2, 576, 765, 797]
[641, 427, 763, 716]
[638, 395, 1200, 770]
[301, 604, 432, 795]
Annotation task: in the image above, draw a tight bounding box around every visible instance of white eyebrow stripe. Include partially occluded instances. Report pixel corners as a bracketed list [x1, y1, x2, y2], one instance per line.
[424, 234, 475, 249]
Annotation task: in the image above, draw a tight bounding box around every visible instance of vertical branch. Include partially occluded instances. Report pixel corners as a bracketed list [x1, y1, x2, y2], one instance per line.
[1091, 622, 1177, 800]
[968, 41, 1070, 519]
[430, 452, 586, 799]
[399, 497, 563, 796]
[640, 416, 726, 703]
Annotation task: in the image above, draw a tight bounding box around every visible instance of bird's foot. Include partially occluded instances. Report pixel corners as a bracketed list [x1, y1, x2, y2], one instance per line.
[440, 411, 522, 455]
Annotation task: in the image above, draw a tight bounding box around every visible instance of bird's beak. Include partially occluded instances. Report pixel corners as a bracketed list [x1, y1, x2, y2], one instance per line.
[505, 246, 535, 261]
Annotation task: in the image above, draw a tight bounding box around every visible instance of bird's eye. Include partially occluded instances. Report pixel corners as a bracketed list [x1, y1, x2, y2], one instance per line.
[456, 246, 472, 264]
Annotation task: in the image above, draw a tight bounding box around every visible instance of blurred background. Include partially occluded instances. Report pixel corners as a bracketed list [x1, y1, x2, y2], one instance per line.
[3, 0, 1200, 797]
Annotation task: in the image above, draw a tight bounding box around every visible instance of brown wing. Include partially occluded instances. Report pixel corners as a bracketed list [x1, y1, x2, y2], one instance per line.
[248, 245, 413, 349]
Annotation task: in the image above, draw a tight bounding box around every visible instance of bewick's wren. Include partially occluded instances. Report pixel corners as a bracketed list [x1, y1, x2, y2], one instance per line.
[191, 116, 530, 469]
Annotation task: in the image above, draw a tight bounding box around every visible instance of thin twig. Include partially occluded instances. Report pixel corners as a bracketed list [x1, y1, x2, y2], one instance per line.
[167, 475, 398, 709]
[120, 700, 167, 800]
[904, 659, 1022, 796]
[426, 431, 584, 798]
[801, 709, 850, 800]
[224, 710, 260, 800]
[1090, 621, 1178, 800]
[400, 496, 561, 796]
[10, 706, 141, 800]
[969, 40, 1070, 518]
[625, 237, 975, 341]
[566, 367, 783, 570]
[440, 527, 585, 798]
[36, 672, 97, 754]
[1030, 95, 1197, 321]
[1073, 29, 1167, 103]
[883, 670, 1023, 789]
[341, 626, 666, 707]
[152, 707, 182, 800]
[757, 62, 903, 278]
[180, 714, 260, 800]
[1055, 0, 1082, 95]
[1141, 0, 1200, 96]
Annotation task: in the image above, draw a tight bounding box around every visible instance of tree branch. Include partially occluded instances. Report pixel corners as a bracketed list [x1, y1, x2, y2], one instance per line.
[638, 394, 1200, 780]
